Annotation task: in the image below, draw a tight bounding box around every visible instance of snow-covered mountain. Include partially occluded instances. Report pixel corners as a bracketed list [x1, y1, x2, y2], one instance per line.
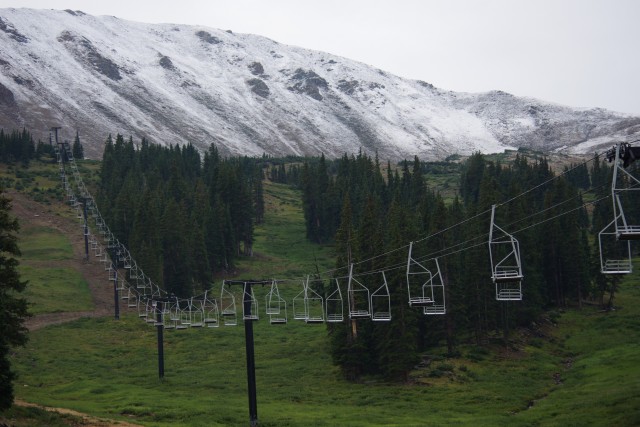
[0, 8, 638, 160]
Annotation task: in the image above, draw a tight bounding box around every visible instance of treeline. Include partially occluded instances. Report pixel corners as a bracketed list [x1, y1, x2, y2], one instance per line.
[0, 128, 85, 165]
[299, 150, 632, 381]
[96, 135, 264, 297]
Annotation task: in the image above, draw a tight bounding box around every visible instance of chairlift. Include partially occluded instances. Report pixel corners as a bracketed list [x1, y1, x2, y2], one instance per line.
[202, 290, 220, 328]
[304, 276, 325, 324]
[370, 271, 391, 321]
[189, 297, 204, 327]
[126, 288, 137, 308]
[268, 281, 288, 324]
[150, 300, 164, 327]
[599, 220, 633, 274]
[608, 142, 640, 241]
[175, 298, 190, 330]
[422, 258, 446, 315]
[107, 265, 117, 281]
[144, 299, 157, 324]
[138, 296, 149, 319]
[266, 280, 287, 324]
[116, 277, 127, 292]
[406, 242, 435, 306]
[346, 265, 371, 318]
[488, 205, 523, 301]
[164, 298, 180, 330]
[242, 285, 259, 321]
[325, 278, 344, 323]
[292, 280, 308, 321]
[220, 282, 237, 326]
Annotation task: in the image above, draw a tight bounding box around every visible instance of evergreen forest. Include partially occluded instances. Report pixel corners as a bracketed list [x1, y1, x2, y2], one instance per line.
[90, 136, 639, 382]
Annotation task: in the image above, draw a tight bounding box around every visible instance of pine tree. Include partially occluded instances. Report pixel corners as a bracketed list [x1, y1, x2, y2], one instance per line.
[0, 189, 29, 410]
[72, 131, 84, 159]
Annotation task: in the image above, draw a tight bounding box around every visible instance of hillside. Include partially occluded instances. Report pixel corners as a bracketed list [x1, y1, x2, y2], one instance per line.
[1, 8, 639, 160]
[2, 159, 639, 426]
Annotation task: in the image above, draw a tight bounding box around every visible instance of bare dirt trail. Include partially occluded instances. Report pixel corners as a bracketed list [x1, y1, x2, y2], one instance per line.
[13, 400, 143, 427]
[8, 191, 143, 426]
[9, 190, 118, 331]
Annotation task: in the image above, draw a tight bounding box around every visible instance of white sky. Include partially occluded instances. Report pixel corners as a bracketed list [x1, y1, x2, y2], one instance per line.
[2, 0, 639, 115]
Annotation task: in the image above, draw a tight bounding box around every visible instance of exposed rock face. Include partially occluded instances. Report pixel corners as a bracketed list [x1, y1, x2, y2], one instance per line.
[0, 17, 28, 43]
[57, 30, 122, 81]
[0, 81, 15, 105]
[248, 61, 264, 76]
[247, 78, 269, 98]
[287, 69, 328, 101]
[196, 30, 221, 45]
[159, 55, 175, 71]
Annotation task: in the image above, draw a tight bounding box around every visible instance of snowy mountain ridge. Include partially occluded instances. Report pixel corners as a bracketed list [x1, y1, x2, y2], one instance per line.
[0, 8, 638, 160]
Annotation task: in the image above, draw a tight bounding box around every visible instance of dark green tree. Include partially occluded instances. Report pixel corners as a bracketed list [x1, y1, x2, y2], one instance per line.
[0, 189, 29, 410]
[72, 131, 84, 159]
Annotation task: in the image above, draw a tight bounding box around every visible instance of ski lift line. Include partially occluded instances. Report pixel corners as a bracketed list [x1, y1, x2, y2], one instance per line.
[510, 193, 612, 237]
[57, 142, 168, 298]
[496, 151, 602, 210]
[311, 153, 604, 285]
[412, 207, 493, 246]
[502, 185, 605, 232]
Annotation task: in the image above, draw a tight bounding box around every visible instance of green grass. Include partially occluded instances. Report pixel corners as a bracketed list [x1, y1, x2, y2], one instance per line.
[16, 217, 93, 314]
[18, 225, 74, 261]
[234, 180, 335, 280]
[18, 265, 93, 314]
[9, 314, 561, 426]
[5, 164, 640, 426]
[14, 280, 640, 427]
[0, 405, 86, 427]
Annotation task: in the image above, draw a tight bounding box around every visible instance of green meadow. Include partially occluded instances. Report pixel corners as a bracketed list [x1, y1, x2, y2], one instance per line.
[3, 162, 640, 426]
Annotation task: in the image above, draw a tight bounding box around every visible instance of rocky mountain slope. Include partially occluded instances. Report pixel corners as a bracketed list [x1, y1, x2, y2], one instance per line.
[0, 8, 638, 159]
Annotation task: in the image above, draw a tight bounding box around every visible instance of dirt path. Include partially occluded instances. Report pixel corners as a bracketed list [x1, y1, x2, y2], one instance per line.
[14, 400, 143, 427]
[8, 191, 142, 426]
[9, 190, 120, 331]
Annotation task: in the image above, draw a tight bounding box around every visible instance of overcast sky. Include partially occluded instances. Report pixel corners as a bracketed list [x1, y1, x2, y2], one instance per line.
[2, 0, 639, 115]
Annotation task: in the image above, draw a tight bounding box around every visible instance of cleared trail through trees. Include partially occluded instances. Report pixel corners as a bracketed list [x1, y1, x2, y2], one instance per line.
[9, 191, 141, 426]
[9, 191, 119, 331]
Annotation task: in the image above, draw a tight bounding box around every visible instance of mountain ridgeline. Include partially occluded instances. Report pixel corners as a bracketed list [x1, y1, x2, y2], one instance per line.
[0, 8, 639, 160]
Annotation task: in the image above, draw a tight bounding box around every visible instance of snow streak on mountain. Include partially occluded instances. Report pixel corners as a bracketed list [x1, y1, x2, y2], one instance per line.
[0, 8, 638, 159]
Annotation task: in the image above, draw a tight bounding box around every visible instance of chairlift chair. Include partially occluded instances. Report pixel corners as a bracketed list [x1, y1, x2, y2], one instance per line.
[175, 298, 190, 330]
[325, 278, 344, 323]
[144, 299, 157, 324]
[220, 282, 237, 326]
[347, 265, 371, 318]
[266, 281, 287, 324]
[126, 288, 137, 308]
[162, 301, 175, 329]
[242, 285, 259, 321]
[116, 277, 127, 292]
[107, 265, 117, 281]
[292, 281, 309, 321]
[423, 259, 446, 315]
[304, 276, 325, 324]
[488, 205, 523, 301]
[406, 242, 436, 306]
[189, 297, 204, 327]
[608, 143, 640, 241]
[599, 219, 633, 274]
[202, 290, 220, 328]
[293, 277, 324, 323]
[370, 271, 392, 321]
[137, 296, 149, 319]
